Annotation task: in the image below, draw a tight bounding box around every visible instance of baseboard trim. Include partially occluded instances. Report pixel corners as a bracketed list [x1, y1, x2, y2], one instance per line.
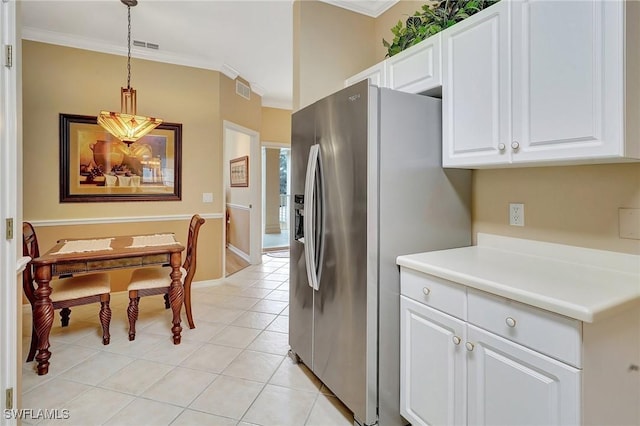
[227, 244, 251, 262]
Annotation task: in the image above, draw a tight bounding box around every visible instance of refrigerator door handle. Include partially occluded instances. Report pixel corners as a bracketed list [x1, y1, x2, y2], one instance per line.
[303, 144, 320, 291]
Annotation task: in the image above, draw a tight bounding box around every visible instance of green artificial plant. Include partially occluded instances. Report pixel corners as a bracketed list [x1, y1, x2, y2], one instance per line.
[383, 0, 500, 58]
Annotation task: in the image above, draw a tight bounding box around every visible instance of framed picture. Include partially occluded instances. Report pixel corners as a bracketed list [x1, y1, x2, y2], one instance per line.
[59, 113, 182, 202]
[230, 155, 249, 187]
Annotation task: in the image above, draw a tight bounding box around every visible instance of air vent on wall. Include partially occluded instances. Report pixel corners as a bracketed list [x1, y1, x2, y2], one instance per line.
[236, 80, 251, 100]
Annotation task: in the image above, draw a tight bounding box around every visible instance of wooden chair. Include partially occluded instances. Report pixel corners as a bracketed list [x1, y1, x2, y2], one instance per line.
[126, 214, 205, 341]
[22, 222, 111, 362]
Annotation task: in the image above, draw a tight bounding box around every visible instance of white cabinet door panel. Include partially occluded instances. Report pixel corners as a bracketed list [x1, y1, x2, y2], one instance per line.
[345, 63, 386, 88]
[442, 1, 510, 167]
[387, 34, 441, 94]
[467, 324, 581, 426]
[400, 296, 466, 426]
[511, 0, 624, 163]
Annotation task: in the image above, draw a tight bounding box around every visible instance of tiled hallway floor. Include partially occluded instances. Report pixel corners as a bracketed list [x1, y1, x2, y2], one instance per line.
[21, 255, 353, 426]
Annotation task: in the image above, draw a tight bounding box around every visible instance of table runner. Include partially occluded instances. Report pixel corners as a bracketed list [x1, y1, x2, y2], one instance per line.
[128, 234, 180, 248]
[51, 238, 113, 255]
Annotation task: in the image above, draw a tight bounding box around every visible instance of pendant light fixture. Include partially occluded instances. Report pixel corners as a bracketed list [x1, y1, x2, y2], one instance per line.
[97, 0, 162, 146]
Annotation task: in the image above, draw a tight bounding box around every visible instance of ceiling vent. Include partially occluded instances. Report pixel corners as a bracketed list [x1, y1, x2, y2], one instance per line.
[133, 39, 159, 50]
[236, 80, 251, 100]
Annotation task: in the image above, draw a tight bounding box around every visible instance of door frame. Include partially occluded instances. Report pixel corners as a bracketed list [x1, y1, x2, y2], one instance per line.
[261, 141, 290, 250]
[222, 121, 262, 266]
[1, 0, 20, 419]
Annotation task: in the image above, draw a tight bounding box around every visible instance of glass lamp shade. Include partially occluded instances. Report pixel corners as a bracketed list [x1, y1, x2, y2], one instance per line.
[97, 111, 162, 144]
[98, 87, 162, 144]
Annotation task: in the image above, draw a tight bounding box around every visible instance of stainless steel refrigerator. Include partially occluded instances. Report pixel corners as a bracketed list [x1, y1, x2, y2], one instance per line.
[289, 80, 471, 426]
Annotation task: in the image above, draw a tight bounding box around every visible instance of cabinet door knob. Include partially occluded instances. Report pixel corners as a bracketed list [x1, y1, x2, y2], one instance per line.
[511, 141, 520, 150]
[465, 342, 475, 351]
[422, 287, 430, 296]
[452, 336, 461, 345]
[506, 317, 516, 328]
[498, 143, 506, 151]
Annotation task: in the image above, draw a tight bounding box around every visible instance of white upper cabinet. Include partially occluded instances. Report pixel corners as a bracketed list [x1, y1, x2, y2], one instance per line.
[442, 0, 639, 168]
[387, 34, 441, 94]
[345, 62, 386, 88]
[345, 34, 442, 94]
[510, 0, 625, 164]
[442, 1, 510, 167]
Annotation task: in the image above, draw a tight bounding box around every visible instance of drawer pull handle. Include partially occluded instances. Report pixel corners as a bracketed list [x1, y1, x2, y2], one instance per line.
[505, 317, 517, 328]
[465, 342, 475, 352]
[452, 336, 461, 345]
[511, 141, 520, 150]
[498, 143, 506, 151]
[422, 287, 431, 296]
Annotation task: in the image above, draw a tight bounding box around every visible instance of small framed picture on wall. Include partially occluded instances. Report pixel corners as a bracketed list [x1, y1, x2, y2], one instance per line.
[230, 155, 249, 187]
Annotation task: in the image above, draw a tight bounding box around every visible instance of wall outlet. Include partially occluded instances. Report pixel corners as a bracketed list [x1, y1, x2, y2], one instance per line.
[619, 208, 640, 240]
[202, 193, 213, 203]
[509, 203, 525, 226]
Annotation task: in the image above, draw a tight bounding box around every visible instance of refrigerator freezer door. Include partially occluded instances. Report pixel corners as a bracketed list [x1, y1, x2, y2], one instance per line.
[290, 104, 317, 368]
[311, 81, 376, 425]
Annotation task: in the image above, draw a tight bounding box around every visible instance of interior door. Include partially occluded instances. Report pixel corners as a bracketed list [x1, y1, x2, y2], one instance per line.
[0, 0, 19, 419]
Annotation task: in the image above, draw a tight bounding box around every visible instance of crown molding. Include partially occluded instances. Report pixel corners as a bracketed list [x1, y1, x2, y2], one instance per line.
[221, 63, 240, 80]
[250, 82, 265, 97]
[261, 98, 292, 110]
[318, 0, 398, 17]
[21, 26, 293, 112]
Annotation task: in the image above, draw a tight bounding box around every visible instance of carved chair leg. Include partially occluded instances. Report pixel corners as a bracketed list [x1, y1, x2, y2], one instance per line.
[163, 293, 170, 310]
[184, 283, 195, 330]
[27, 323, 38, 362]
[99, 294, 111, 345]
[60, 307, 71, 327]
[127, 291, 140, 341]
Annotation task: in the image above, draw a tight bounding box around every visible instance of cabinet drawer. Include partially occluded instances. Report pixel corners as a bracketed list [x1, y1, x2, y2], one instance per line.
[400, 268, 466, 320]
[467, 289, 582, 367]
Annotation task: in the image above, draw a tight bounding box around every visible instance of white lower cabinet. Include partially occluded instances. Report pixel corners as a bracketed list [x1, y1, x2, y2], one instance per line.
[466, 324, 580, 426]
[400, 293, 579, 426]
[400, 296, 466, 426]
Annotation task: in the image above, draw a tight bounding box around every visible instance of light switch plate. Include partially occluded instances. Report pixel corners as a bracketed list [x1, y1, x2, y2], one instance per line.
[619, 208, 640, 240]
[202, 193, 213, 203]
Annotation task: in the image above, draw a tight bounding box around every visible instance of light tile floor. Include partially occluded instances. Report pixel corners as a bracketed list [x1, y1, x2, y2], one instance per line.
[21, 255, 353, 426]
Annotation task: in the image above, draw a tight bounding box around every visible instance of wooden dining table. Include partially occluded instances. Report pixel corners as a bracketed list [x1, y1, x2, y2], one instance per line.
[30, 234, 185, 376]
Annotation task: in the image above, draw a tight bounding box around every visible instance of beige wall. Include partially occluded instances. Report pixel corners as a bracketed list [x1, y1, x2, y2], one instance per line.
[262, 107, 292, 144]
[23, 41, 221, 219]
[474, 164, 640, 254]
[227, 207, 250, 255]
[293, 0, 376, 110]
[22, 41, 223, 284]
[374, 1, 427, 61]
[293, 2, 640, 256]
[220, 75, 262, 132]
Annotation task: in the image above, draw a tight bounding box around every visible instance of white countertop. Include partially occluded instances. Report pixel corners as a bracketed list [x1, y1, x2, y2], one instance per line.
[396, 233, 640, 323]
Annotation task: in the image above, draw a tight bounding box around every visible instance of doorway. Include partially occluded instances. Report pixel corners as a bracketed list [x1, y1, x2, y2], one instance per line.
[262, 145, 290, 252]
[222, 121, 262, 277]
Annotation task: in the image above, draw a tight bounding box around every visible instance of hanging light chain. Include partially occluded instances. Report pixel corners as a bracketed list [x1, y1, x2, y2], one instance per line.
[127, 4, 132, 89]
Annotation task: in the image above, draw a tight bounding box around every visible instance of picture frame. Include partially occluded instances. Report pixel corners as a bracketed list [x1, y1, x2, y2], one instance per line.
[230, 155, 249, 187]
[59, 113, 182, 202]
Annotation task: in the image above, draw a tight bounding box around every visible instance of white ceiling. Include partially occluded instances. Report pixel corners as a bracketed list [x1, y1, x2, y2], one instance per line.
[20, 0, 398, 110]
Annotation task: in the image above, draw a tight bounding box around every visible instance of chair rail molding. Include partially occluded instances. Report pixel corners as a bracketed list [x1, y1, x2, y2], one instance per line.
[27, 213, 223, 227]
